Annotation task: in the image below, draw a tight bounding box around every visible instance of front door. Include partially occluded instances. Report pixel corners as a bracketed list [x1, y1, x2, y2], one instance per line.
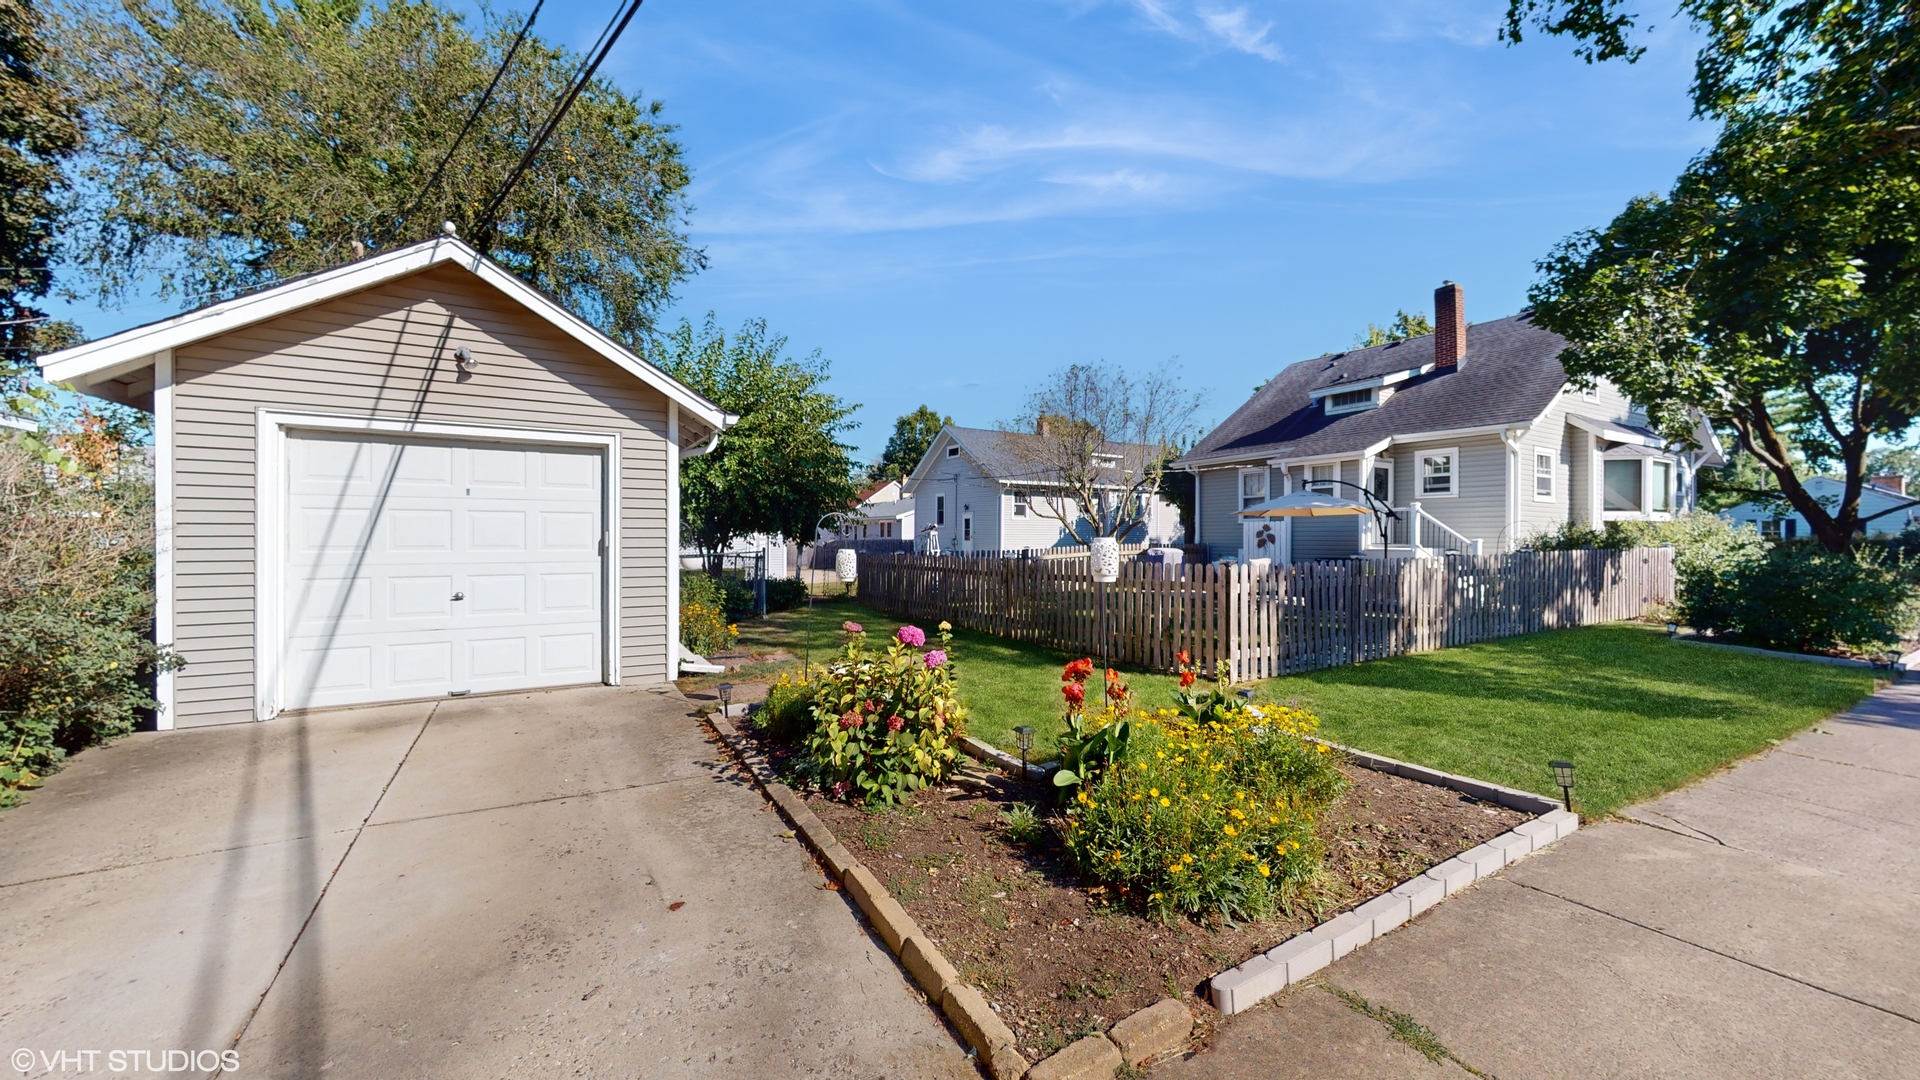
[960, 512, 974, 553]
[1242, 517, 1285, 563]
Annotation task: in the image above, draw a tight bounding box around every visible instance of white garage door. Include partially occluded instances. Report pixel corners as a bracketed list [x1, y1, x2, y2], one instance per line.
[283, 432, 605, 711]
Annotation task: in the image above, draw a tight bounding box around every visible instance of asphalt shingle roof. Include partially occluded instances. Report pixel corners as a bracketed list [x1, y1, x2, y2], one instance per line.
[1176, 313, 1570, 468]
[943, 425, 1161, 486]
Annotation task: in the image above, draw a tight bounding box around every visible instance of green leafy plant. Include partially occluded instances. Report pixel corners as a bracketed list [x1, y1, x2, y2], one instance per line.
[2, 434, 179, 806]
[1060, 700, 1347, 922]
[751, 671, 816, 743]
[1000, 802, 1044, 845]
[678, 573, 737, 655]
[804, 621, 964, 805]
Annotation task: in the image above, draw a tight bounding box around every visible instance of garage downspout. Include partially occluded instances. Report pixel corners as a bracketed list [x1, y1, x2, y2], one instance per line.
[1500, 428, 1524, 553]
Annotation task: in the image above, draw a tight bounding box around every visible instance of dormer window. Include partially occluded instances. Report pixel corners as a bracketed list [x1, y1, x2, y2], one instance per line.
[1325, 388, 1376, 415]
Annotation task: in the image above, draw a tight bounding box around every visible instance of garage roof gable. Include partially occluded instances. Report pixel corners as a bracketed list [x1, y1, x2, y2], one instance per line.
[37, 236, 732, 434]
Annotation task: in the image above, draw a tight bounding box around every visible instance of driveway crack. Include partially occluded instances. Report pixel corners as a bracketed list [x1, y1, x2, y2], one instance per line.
[216, 702, 441, 1073]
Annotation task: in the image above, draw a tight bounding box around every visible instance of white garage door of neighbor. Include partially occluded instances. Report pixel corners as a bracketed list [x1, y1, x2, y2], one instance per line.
[284, 432, 606, 711]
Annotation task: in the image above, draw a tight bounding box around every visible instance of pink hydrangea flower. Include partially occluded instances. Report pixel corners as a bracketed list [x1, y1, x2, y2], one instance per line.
[896, 625, 926, 647]
[842, 621, 864, 634]
[838, 711, 861, 729]
[886, 715, 905, 732]
[924, 649, 947, 669]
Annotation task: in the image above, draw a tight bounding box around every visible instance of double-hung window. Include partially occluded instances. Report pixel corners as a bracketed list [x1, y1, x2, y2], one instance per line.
[1534, 451, 1555, 499]
[935, 494, 947, 526]
[1419, 450, 1457, 497]
[1011, 490, 1029, 517]
[1240, 468, 1268, 509]
[1307, 463, 1337, 495]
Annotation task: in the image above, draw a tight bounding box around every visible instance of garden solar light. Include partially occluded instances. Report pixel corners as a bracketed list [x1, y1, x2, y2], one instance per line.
[1666, 621, 1678, 639]
[1014, 725, 1035, 777]
[1550, 760, 1575, 811]
[1236, 688, 1255, 702]
[717, 682, 733, 715]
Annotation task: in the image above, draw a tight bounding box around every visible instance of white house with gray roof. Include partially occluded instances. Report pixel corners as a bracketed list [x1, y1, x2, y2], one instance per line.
[902, 425, 1182, 553]
[1176, 283, 1723, 563]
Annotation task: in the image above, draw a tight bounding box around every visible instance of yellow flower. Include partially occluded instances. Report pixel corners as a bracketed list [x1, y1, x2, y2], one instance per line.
[1200, 793, 1210, 801]
[1317, 744, 1330, 754]
[1159, 797, 1170, 807]
[1182, 853, 1193, 863]
[1258, 863, 1271, 877]
[1076, 790, 1090, 804]
[1228, 808, 1244, 820]
[1223, 824, 1237, 836]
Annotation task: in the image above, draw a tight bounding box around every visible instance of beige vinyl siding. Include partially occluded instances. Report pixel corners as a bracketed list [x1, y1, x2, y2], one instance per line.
[1514, 395, 1577, 543]
[1197, 466, 1250, 558]
[170, 264, 673, 727]
[1390, 434, 1509, 550]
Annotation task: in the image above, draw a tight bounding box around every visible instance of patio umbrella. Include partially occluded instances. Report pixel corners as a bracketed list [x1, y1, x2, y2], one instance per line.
[1236, 491, 1375, 517]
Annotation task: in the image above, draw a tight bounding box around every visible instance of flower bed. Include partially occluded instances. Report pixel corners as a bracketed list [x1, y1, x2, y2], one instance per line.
[738, 629, 1532, 1058]
[797, 759, 1524, 1060]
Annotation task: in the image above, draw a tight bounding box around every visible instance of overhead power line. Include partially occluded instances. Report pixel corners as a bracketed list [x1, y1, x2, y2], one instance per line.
[472, 0, 647, 252]
[381, 0, 548, 251]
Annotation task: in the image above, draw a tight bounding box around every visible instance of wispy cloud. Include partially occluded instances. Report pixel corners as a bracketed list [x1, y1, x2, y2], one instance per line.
[1196, 5, 1283, 61]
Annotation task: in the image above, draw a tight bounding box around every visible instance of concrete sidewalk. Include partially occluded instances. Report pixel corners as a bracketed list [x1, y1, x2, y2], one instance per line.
[0, 686, 974, 1079]
[1155, 678, 1920, 1079]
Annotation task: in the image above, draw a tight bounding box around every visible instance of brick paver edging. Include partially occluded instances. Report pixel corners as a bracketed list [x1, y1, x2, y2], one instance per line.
[1208, 745, 1581, 1015]
[707, 710, 1195, 1079]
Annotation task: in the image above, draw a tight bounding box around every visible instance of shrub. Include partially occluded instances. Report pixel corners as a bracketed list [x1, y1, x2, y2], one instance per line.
[1684, 541, 1918, 653]
[752, 670, 817, 743]
[1001, 802, 1044, 845]
[1060, 700, 1347, 923]
[1, 436, 177, 805]
[678, 574, 737, 655]
[804, 620, 964, 804]
[766, 577, 808, 612]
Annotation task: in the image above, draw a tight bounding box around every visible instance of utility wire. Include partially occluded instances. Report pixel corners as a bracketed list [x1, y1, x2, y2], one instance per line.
[472, 0, 646, 252]
[381, 0, 547, 251]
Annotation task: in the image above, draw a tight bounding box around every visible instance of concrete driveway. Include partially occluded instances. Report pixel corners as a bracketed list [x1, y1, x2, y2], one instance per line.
[0, 686, 975, 1079]
[1155, 676, 1920, 1079]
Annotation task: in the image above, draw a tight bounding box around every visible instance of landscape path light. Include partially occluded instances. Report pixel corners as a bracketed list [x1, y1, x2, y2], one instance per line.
[1666, 620, 1679, 639]
[1550, 760, 1575, 812]
[717, 682, 733, 719]
[1013, 725, 1035, 779]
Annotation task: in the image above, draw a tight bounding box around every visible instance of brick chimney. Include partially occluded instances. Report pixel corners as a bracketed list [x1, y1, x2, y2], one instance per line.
[1870, 474, 1907, 496]
[1434, 281, 1466, 369]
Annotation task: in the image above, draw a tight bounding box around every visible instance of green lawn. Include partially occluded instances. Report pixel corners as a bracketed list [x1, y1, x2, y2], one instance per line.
[700, 603, 1878, 818]
[1260, 624, 1875, 817]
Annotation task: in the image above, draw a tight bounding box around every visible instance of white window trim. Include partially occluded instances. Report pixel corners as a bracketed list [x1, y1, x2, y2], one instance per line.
[1324, 389, 1376, 415]
[1368, 458, 1394, 503]
[1649, 458, 1674, 514]
[1533, 450, 1556, 502]
[946, 445, 961, 457]
[1305, 462, 1339, 494]
[1417, 447, 1460, 499]
[253, 410, 622, 722]
[1238, 466, 1269, 510]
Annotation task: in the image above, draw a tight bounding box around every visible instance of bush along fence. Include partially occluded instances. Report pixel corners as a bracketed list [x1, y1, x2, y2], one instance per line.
[857, 547, 1675, 680]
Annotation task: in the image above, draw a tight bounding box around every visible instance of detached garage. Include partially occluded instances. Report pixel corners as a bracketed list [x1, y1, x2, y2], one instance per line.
[38, 236, 731, 728]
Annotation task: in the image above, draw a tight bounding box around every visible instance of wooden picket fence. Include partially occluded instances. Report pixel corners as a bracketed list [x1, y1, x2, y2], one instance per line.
[857, 547, 1675, 681]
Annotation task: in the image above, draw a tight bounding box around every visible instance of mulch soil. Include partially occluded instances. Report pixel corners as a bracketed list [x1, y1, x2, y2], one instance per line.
[741, 726, 1528, 1062]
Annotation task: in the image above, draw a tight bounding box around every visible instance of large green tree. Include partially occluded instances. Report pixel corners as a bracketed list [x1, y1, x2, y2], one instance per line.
[1352, 310, 1433, 349]
[1508, 0, 1920, 550]
[0, 0, 78, 419]
[869, 405, 950, 483]
[655, 315, 857, 559]
[51, 0, 700, 343]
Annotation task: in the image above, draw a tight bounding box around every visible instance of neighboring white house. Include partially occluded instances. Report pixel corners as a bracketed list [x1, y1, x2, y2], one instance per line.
[849, 478, 914, 541]
[1175, 282, 1724, 563]
[1, 408, 35, 432]
[37, 236, 732, 729]
[902, 424, 1183, 553]
[1722, 475, 1920, 539]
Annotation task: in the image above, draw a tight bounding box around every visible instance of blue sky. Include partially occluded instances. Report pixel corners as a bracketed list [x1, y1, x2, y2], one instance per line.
[52, 0, 1712, 464]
